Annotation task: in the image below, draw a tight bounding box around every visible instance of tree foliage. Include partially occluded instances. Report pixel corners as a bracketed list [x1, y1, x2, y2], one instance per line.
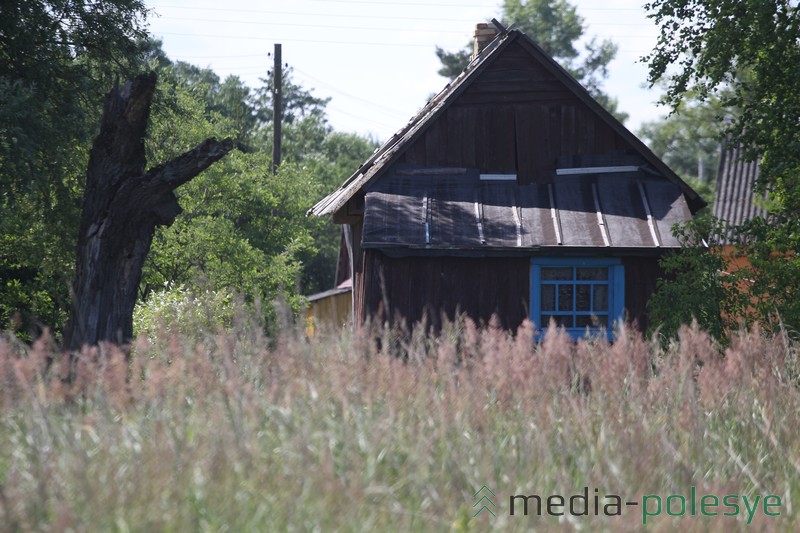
[1, 0, 150, 337]
[644, 0, 800, 213]
[136, 57, 375, 332]
[644, 0, 800, 335]
[637, 96, 724, 186]
[1, 3, 377, 339]
[647, 218, 745, 340]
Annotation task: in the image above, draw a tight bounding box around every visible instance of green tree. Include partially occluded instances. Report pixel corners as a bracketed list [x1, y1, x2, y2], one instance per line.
[251, 68, 378, 294]
[644, 0, 800, 333]
[638, 98, 723, 184]
[0, 2, 375, 337]
[136, 60, 318, 330]
[138, 59, 377, 329]
[1, 0, 150, 337]
[299, 132, 379, 294]
[644, 0, 800, 212]
[435, 0, 626, 120]
[647, 217, 745, 340]
[637, 96, 725, 206]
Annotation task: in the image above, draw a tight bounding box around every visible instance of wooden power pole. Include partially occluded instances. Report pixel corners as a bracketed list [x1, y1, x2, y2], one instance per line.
[272, 43, 282, 174]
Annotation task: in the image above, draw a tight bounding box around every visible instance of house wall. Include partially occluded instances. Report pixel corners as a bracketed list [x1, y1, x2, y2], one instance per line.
[356, 250, 663, 334]
[396, 41, 634, 182]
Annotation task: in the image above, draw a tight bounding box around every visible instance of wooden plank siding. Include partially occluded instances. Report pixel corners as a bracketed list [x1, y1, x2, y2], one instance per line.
[396, 41, 635, 183]
[355, 250, 661, 334]
[357, 251, 530, 331]
[621, 256, 664, 333]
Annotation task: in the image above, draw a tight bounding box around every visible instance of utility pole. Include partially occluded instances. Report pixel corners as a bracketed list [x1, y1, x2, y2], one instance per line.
[272, 43, 282, 174]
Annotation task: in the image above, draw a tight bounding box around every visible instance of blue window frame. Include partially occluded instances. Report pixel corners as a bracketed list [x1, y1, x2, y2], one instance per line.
[530, 258, 624, 340]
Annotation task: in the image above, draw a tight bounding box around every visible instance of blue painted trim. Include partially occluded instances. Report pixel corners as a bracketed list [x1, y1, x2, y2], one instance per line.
[530, 263, 541, 334]
[530, 257, 625, 341]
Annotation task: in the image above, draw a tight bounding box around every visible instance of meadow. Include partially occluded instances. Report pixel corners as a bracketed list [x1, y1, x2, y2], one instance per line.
[1, 316, 799, 532]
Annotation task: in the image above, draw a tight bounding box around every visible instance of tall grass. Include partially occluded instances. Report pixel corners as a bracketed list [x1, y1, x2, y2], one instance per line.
[1, 317, 798, 532]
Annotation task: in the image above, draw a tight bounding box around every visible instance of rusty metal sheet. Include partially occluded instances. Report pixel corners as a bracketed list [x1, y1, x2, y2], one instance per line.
[480, 183, 520, 247]
[516, 183, 555, 246]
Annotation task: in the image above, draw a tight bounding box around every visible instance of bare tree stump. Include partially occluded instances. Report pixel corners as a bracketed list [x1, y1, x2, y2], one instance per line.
[64, 72, 234, 350]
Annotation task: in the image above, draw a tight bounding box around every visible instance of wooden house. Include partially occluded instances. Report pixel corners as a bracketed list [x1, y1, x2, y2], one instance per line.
[309, 23, 706, 339]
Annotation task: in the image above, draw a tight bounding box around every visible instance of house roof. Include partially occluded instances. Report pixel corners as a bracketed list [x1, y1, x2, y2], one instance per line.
[309, 26, 706, 219]
[307, 278, 352, 302]
[713, 142, 767, 227]
[361, 166, 691, 252]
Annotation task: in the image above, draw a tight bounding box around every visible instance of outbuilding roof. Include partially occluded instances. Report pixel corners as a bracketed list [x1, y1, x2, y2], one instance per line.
[713, 143, 767, 227]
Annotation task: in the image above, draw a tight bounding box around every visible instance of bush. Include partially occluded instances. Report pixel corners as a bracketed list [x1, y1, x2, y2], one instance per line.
[648, 216, 748, 341]
[133, 283, 239, 339]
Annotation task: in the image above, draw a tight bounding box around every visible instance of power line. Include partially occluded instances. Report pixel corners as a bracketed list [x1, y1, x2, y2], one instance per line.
[168, 53, 266, 59]
[156, 16, 466, 33]
[150, 4, 489, 22]
[154, 31, 439, 47]
[291, 67, 409, 118]
[307, 0, 498, 7]
[308, 0, 642, 10]
[326, 104, 401, 132]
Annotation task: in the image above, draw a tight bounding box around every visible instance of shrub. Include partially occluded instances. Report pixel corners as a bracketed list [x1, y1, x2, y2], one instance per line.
[133, 283, 239, 339]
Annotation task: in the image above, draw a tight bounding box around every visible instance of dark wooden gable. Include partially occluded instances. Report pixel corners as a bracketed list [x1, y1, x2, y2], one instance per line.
[309, 28, 706, 219]
[396, 38, 636, 184]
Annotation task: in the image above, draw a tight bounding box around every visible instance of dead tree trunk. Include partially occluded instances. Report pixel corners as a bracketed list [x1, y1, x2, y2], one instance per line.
[64, 72, 234, 350]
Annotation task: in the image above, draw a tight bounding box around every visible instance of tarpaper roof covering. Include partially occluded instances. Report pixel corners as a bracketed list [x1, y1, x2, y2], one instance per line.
[361, 167, 691, 252]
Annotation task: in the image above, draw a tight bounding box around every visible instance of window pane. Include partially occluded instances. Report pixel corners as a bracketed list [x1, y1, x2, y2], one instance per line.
[543, 315, 573, 328]
[558, 285, 573, 311]
[540, 284, 555, 311]
[576, 284, 591, 311]
[542, 267, 572, 280]
[576, 315, 608, 328]
[593, 285, 608, 311]
[577, 267, 608, 280]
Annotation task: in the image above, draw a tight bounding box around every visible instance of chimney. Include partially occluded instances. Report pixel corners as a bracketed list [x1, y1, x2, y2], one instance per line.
[472, 22, 498, 60]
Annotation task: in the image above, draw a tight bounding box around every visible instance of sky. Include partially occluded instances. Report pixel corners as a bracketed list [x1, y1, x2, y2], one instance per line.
[144, 0, 669, 143]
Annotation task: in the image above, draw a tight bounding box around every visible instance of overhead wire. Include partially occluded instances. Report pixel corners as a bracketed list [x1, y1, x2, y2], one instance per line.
[155, 14, 652, 29]
[156, 16, 466, 33]
[147, 1, 661, 134]
[150, 4, 490, 22]
[155, 31, 441, 47]
[290, 67, 410, 118]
